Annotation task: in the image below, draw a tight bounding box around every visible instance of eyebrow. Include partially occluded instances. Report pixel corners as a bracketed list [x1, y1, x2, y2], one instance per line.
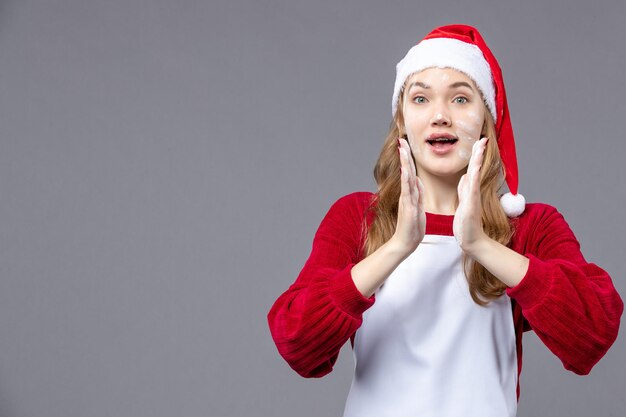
[407, 81, 474, 92]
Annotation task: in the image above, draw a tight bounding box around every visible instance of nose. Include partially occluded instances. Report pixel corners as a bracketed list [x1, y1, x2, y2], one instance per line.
[430, 106, 451, 127]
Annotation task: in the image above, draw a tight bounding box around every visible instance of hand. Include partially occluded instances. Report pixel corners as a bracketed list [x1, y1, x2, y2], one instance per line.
[453, 137, 489, 253]
[390, 137, 427, 255]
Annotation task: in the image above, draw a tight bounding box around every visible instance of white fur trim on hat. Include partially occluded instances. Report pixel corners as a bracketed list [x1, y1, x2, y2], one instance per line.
[392, 38, 496, 122]
[500, 192, 526, 217]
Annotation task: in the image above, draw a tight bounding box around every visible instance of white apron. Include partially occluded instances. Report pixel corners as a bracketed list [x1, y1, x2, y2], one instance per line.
[343, 234, 518, 417]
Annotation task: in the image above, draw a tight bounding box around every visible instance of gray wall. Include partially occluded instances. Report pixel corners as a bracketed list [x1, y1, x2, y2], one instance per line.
[0, 0, 624, 416]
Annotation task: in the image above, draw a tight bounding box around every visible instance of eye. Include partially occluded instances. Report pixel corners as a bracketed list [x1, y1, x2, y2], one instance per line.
[413, 96, 427, 104]
[454, 96, 469, 104]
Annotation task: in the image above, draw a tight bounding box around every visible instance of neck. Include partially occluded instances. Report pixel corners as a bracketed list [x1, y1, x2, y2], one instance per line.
[418, 172, 464, 215]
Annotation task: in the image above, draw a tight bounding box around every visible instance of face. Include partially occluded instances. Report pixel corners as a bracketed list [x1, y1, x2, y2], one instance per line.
[401, 67, 486, 181]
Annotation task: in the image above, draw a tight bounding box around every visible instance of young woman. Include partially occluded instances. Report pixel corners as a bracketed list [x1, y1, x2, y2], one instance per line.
[267, 24, 624, 416]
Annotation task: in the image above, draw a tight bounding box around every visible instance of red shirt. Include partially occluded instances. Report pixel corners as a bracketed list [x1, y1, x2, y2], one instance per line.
[267, 191, 624, 402]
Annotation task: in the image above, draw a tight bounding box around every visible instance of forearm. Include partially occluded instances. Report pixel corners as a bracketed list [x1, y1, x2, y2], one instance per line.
[351, 239, 409, 298]
[267, 265, 375, 378]
[461, 206, 623, 374]
[464, 234, 529, 288]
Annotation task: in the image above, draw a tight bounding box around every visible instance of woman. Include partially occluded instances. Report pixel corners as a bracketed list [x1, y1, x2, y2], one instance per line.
[267, 24, 624, 416]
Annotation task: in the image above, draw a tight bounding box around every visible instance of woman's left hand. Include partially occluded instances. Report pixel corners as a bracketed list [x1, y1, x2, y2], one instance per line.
[453, 137, 489, 253]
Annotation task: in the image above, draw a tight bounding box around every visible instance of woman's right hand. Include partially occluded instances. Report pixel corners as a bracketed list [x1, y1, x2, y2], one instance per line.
[391, 137, 427, 255]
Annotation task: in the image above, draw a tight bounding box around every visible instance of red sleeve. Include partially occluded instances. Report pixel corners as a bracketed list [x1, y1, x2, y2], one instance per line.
[267, 193, 376, 378]
[506, 204, 624, 375]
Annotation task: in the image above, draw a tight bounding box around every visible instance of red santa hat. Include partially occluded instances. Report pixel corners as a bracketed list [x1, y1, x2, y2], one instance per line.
[392, 24, 525, 217]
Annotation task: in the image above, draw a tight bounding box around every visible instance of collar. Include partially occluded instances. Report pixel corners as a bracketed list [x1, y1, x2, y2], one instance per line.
[425, 212, 454, 236]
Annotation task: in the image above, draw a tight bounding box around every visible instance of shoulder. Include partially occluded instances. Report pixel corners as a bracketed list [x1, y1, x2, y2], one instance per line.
[515, 201, 568, 229]
[511, 201, 581, 250]
[330, 191, 376, 212]
[319, 191, 377, 229]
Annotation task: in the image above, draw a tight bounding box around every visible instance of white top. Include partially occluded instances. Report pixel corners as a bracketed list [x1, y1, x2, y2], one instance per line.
[343, 234, 518, 417]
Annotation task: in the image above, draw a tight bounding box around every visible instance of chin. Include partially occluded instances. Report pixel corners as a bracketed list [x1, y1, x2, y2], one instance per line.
[423, 164, 468, 179]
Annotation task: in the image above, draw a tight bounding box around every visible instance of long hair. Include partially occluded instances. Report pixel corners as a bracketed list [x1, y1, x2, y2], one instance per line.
[361, 78, 516, 306]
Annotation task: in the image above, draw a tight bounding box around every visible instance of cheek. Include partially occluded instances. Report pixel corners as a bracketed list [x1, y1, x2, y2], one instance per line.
[455, 110, 483, 142]
[404, 113, 430, 154]
[407, 137, 421, 157]
[467, 110, 482, 124]
[457, 147, 471, 161]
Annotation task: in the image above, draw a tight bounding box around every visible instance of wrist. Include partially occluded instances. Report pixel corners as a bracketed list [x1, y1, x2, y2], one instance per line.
[386, 236, 414, 261]
[461, 232, 491, 259]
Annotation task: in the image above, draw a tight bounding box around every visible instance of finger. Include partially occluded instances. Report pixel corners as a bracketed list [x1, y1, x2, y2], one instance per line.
[402, 138, 419, 203]
[399, 146, 411, 202]
[403, 138, 417, 178]
[407, 142, 420, 203]
[468, 137, 488, 196]
[468, 137, 487, 184]
[416, 176, 425, 210]
[400, 139, 417, 202]
[457, 173, 467, 200]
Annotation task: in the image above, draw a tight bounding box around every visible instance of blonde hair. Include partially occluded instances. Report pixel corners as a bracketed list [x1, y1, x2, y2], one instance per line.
[361, 75, 516, 306]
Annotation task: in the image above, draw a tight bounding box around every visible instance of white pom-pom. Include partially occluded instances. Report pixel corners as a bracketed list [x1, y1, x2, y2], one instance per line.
[500, 192, 526, 217]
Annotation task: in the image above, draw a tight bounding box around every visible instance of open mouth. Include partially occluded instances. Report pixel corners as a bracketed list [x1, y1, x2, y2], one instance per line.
[426, 138, 458, 146]
[426, 137, 459, 154]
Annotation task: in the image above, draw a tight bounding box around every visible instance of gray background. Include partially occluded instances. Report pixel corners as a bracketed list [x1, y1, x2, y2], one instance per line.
[0, 0, 624, 416]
